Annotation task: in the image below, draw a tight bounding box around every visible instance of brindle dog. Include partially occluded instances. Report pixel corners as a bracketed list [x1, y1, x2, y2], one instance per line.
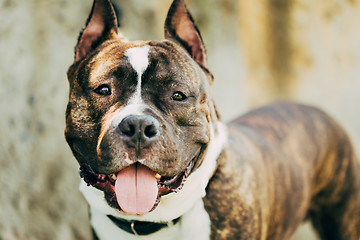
[65, 0, 360, 239]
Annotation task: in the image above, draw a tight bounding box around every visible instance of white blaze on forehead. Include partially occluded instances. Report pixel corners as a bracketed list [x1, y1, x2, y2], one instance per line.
[124, 45, 150, 105]
[125, 45, 150, 76]
[97, 45, 151, 155]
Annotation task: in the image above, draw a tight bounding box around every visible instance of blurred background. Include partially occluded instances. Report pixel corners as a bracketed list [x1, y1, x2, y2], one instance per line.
[1, 0, 359, 239]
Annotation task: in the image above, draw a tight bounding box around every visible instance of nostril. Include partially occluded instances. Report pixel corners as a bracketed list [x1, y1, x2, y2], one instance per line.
[144, 125, 157, 138]
[119, 121, 136, 137]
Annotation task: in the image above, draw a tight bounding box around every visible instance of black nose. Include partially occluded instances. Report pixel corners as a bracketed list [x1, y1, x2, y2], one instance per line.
[118, 115, 160, 148]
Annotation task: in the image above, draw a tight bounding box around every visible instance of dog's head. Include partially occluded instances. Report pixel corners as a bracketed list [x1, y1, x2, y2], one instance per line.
[65, 0, 220, 215]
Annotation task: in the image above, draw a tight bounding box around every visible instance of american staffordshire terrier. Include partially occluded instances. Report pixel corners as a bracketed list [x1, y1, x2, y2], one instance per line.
[65, 0, 360, 239]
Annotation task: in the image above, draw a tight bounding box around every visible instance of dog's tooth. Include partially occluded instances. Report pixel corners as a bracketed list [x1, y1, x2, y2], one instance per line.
[155, 173, 161, 180]
[111, 174, 117, 180]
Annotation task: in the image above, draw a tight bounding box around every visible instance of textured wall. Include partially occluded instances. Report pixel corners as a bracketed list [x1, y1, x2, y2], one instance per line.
[238, 0, 360, 152]
[0, 0, 359, 239]
[0, 0, 91, 239]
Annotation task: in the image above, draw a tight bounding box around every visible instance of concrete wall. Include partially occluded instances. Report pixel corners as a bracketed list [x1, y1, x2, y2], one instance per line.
[0, 1, 91, 239]
[0, 0, 359, 239]
[238, 0, 360, 154]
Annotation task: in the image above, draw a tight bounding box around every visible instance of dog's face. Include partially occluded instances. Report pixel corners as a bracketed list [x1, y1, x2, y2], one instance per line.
[65, 0, 217, 215]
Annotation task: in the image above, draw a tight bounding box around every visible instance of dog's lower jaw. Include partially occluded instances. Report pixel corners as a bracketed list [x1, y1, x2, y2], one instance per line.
[79, 122, 228, 239]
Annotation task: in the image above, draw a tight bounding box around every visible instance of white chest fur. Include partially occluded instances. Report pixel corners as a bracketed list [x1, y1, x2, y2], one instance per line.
[89, 199, 211, 240]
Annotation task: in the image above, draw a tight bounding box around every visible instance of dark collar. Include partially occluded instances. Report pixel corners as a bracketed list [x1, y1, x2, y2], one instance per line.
[107, 215, 181, 236]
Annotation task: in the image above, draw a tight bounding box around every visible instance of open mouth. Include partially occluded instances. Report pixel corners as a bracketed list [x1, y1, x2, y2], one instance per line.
[80, 150, 200, 215]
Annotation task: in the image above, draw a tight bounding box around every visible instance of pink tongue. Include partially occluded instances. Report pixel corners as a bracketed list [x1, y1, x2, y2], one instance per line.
[115, 164, 158, 215]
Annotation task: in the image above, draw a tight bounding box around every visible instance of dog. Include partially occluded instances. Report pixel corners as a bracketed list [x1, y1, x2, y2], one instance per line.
[65, 0, 360, 239]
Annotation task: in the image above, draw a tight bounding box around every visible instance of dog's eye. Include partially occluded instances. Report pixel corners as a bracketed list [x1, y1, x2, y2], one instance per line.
[94, 85, 111, 96]
[171, 91, 187, 101]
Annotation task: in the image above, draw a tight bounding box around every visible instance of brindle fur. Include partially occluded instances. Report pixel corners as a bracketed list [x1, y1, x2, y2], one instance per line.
[66, 0, 360, 239]
[204, 102, 360, 239]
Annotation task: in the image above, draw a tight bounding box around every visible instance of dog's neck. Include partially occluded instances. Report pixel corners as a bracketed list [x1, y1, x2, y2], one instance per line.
[106, 215, 181, 236]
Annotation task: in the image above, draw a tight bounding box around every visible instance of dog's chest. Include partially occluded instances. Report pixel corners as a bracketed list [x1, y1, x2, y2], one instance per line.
[90, 199, 211, 240]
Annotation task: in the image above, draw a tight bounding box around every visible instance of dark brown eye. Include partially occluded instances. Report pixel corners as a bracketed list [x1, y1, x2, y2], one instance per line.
[94, 85, 111, 96]
[171, 91, 187, 101]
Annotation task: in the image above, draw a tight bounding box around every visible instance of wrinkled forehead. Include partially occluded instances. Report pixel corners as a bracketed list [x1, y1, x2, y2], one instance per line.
[88, 40, 203, 87]
[88, 40, 147, 81]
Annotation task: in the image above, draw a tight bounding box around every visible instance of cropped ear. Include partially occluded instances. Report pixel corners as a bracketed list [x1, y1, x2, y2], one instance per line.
[75, 0, 118, 62]
[164, 0, 207, 68]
